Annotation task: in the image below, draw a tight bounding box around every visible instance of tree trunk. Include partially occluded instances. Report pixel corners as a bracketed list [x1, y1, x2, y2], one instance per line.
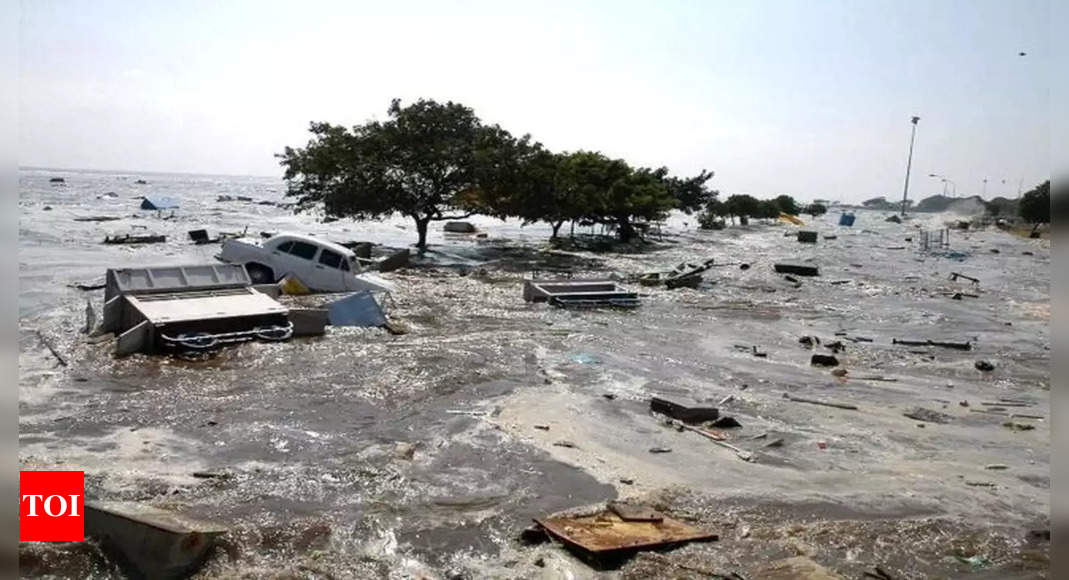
[616, 216, 635, 242]
[415, 216, 430, 250]
[550, 220, 564, 239]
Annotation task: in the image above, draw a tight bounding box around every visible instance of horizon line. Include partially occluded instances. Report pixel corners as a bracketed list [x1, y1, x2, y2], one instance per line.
[18, 165, 279, 179]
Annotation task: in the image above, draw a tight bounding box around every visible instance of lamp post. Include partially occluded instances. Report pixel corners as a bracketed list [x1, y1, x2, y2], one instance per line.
[900, 116, 920, 216]
[928, 173, 956, 197]
[982, 178, 988, 197]
[929, 173, 948, 196]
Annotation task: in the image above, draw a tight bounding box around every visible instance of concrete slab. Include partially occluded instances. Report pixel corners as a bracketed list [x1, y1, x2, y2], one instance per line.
[85, 501, 226, 579]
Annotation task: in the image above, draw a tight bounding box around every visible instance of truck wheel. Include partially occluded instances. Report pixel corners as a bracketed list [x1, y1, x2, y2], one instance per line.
[245, 263, 274, 284]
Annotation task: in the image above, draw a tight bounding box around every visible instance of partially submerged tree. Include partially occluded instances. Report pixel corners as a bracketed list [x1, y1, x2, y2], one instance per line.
[1018, 180, 1050, 224]
[773, 194, 799, 216]
[724, 194, 760, 224]
[279, 98, 512, 249]
[755, 200, 781, 221]
[804, 203, 828, 217]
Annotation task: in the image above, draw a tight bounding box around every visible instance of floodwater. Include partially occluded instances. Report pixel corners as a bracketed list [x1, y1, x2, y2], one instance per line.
[19, 168, 1050, 578]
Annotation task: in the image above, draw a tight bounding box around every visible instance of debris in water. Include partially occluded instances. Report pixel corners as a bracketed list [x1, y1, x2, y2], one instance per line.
[974, 360, 995, 371]
[85, 501, 227, 579]
[711, 416, 741, 429]
[810, 354, 839, 367]
[608, 502, 663, 522]
[533, 506, 716, 558]
[649, 397, 719, 424]
[774, 263, 820, 277]
[524, 279, 640, 309]
[104, 234, 166, 244]
[892, 338, 972, 350]
[903, 407, 951, 424]
[34, 329, 68, 367]
[139, 195, 179, 210]
[783, 393, 858, 410]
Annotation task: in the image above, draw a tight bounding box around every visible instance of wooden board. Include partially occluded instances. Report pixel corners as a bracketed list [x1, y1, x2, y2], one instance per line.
[535, 509, 716, 554]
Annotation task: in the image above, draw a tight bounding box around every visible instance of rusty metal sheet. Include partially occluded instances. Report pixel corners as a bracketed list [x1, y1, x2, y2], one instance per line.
[535, 509, 716, 554]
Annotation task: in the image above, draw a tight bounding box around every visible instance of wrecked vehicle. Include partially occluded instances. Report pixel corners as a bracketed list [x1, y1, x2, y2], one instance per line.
[100, 264, 292, 355]
[218, 232, 394, 293]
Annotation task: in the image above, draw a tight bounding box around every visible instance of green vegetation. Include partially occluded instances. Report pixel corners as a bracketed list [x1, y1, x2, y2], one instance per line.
[804, 203, 827, 217]
[280, 98, 716, 247]
[1018, 180, 1050, 224]
[697, 193, 801, 228]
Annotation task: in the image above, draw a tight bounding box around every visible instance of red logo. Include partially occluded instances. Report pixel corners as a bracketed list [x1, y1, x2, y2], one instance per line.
[20, 471, 84, 541]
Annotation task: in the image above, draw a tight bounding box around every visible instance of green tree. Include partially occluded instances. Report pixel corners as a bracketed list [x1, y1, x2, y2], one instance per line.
[697, 198, 726, 229]
[773, 194, 799, 216]
[666, 170, 717, 214]
[804, 203, 828, 217]
[724, 194, 760, 224]
[279, 98, 513, 249]
[756, 200, 781, 221]
[1018, 180, 1050, 224]
[465, 132, 580, 238]
[557, 152, 677, 242]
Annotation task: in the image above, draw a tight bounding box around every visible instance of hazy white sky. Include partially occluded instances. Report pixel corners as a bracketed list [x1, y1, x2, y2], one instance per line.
[19, 0, 1050, 202]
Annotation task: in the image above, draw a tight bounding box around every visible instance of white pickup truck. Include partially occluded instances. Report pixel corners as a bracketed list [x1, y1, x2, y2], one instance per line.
[218, 233, 394, 293]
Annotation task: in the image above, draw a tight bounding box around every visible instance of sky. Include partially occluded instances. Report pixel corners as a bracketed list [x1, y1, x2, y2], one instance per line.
[18, 0, 1051, 203]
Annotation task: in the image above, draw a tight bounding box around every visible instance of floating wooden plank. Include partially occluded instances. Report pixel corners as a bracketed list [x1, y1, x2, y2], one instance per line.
[535, 509, 716, 555]
[649, 397, 718, 424]
[774, 263, 820, 277]
[784, 393, 858, 410]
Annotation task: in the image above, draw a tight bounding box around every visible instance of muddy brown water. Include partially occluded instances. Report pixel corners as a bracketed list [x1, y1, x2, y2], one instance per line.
[19, 169, 1049, 578]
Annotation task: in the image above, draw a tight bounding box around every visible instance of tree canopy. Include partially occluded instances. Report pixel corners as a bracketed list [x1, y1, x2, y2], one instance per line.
[279, 98, 510, 248]
[723, 194, 760, 224]
[773, 195, 799, 216]
[1018, 180, 1050, 224]
[280, 98, 720, 247]
[804, 203, 828, 217]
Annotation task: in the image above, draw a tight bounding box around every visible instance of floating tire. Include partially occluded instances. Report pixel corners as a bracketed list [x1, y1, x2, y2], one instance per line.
[254, 324, 292, 342]
[172, 332, 218, 350]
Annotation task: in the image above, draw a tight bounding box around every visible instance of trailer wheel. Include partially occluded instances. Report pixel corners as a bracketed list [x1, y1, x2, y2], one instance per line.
[245, 263, 274, 284]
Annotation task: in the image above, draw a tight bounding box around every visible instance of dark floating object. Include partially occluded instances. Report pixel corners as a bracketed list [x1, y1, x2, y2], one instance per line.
[649, 397, 719, 424]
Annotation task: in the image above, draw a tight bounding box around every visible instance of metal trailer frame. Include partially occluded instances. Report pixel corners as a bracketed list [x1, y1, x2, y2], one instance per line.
[523, 279, 640, 309]
[101, 264, 291, 355]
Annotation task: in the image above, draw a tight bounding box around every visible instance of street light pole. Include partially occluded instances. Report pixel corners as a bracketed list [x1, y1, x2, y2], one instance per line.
[929, 173, 948, 196]
[900, 116, 920, 216]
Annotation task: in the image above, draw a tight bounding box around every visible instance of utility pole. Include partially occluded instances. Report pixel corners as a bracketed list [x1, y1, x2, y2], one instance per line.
[900, 116, 920, 216]
[982, 178, 988, 197]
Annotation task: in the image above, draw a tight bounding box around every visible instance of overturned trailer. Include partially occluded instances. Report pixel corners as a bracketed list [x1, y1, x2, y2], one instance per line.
[523, 279, 640, 309]
[101, 264, 292, 355]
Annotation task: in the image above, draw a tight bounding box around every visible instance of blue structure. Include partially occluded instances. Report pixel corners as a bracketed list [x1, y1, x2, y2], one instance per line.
[838, 212, 856, 227]
[327, 291, 386, 327]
